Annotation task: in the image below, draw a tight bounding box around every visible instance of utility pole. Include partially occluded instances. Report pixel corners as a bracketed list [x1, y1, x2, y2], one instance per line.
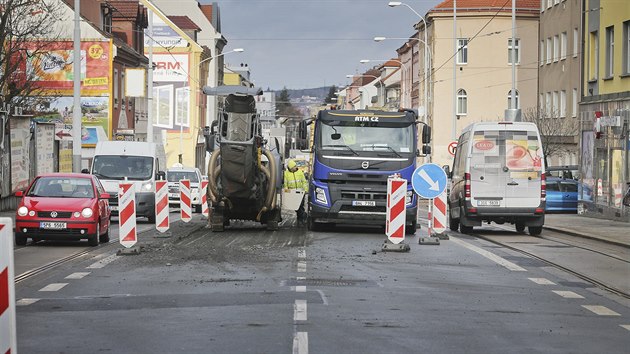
[72, 0, 82, 172]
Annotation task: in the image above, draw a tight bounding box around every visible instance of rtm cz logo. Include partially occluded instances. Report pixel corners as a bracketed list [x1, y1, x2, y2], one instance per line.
[354, 116, 379, 122]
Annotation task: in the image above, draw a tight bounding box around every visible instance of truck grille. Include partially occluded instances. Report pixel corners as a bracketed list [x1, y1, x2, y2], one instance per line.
[339, 205, 386, 213]
[341, 192, 387, 200]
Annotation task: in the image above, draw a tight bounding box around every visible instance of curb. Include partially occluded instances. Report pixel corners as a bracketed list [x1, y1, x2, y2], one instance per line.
[543, 226, 630, 249]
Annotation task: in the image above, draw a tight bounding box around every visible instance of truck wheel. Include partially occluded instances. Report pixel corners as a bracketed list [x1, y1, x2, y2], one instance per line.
[528, 226, 542, 236]
[307, 216, 320, 231]
[449, 214, 459, 231]
[459, 224, 473, 234]
[266, 220, 279, 231]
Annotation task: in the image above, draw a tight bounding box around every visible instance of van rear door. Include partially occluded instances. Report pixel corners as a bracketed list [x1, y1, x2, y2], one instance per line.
[469, 129, 506, 208]
[503, 128, 543, 208]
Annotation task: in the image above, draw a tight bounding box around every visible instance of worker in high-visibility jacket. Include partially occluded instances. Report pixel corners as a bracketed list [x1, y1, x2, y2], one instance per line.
[284, 159, 308, 225]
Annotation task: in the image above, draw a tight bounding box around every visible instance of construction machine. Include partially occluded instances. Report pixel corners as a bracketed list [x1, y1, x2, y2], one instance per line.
[203, 86, 281, 231]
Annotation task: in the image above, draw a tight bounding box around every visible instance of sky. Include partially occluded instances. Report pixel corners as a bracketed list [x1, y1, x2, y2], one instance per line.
[201, 0, 440, 90]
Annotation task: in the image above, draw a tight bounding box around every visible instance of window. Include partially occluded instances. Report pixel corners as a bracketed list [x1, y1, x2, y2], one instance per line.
[456, 89, 467, 115]
[153, 85, 173, 128]
[624, 21, 630, 74]
[560, 90, 566, 117]
[507, 89, 520, 109]
[553, 35, 559, 62]
[547, 38, 552, 64]
[561, 32, 567, 60]
[508, 38, 520, 64]
[573, 28, 579, 57]
[605, 26, 614, 77]
[457, 38, 468, 64]
[589, 31, 599, 80]
[175, 87, 190, 127]
[540, 40, 545, 65]
[545, 92, 551, 114]
[121, 71, 125, 107]
[572, 88, 578, 117]
[552, 91, 559, 115]
[113, 69, 119, 107]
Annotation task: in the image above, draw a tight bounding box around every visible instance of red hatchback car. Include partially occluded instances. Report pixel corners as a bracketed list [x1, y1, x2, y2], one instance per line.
[15, 173, 111, 246]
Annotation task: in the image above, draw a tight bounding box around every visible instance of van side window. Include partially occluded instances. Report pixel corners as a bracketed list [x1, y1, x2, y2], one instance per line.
[453, 132, 470, 179]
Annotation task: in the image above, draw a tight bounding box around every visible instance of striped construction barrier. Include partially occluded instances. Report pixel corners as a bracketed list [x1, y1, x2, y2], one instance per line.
[0, 218, 17, 354]
[432, 191, 447, 235]
[180, 179, 191, 223]
[118, 183, 137, 248]
[386, 176, 407, 244]
[201, 181, 209, 217]
[155, 180, 169, 233]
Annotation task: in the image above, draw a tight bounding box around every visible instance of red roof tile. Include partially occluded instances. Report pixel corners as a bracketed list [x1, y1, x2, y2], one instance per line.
[168, 16, 201, 31]
[199, 4, 213, 23]
[109, 1, 140, 19]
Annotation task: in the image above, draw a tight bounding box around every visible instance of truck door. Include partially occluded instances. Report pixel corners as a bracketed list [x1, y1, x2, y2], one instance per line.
[469, 130, 505, 208]
[503, 129, 543, 208]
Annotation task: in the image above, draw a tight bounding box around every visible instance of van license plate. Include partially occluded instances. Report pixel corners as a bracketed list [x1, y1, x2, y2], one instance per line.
[40, 222, 66, 230]
[353, 200, 376, 207]
[477, 200, 500, 206]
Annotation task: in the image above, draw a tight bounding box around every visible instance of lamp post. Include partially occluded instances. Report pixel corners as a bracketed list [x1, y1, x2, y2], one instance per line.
[360, 58, 409, 109]
[346, 74, 383, 108]
[388, 2, 430, 125]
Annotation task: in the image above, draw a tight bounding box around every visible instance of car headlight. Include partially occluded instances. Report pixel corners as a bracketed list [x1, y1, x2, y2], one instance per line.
[81, 208, 94, 218]
[406, 190, 413, 205]
[142, 182, 153, 191]
[315, 187, 328, 205]
[74, 212, 81, 218]
[29, 211, 35, 216]
[17, 206, 28, 216]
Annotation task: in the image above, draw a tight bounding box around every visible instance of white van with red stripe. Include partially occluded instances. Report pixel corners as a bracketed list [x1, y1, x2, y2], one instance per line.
[447, 122, 546, 235]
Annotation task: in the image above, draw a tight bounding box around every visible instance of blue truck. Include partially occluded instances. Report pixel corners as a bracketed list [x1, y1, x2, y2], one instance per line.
[307, 109, 429, 233]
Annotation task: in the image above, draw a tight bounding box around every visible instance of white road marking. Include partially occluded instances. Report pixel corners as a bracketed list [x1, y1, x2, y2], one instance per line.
[316, 290, 329, 306]
[620, 325, 630, 331]
[298, 249, 306, 259]
[292, 332, 308, 354]
[528, 277, 555, 285]
[297, 276, 306, 280]
[65, 272, 91, 280]
[87, 254, 119, 269]
[16, 298, 40, 306]
[294, 300, 307, 321]
[297, 261, 307, 273]
[552, 290, 584, 299]
[184, 235, 205, 247]
[296, 286, 306, 293]
[450, 237, 527, 272]
[582, 305, 621, 316]
[39, 283, 68, 292]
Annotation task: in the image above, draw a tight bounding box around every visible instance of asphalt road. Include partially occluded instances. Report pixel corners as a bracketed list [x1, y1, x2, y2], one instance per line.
[12, 213, 630, 354]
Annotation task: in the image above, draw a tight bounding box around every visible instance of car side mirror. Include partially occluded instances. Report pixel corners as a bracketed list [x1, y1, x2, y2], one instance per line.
[421, 125, 431, 144]
[100, 193, 110, 199]
[156, 171, 166, 180]
[442, 165, 451, 177]
[422, 144, 431, 155]
[81, 168, 89, 174]
[15, 191, 23, 197]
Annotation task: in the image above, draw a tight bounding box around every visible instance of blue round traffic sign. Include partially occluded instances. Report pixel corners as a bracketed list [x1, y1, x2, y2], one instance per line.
[411, 163, 447, 199]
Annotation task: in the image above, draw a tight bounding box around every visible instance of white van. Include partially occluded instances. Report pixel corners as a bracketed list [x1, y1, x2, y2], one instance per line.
[447, 122, 546, 235]
[89, 141, 166, 223]
[166, 166, 203, 213]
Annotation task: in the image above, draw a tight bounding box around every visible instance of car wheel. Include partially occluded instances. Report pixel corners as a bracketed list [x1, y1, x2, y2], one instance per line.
[15, 233, 27, 246]
[99, 223, 110, 243]
[88, 223, 100, 247]
[459, 223, 473, 234]
[528, 226, 542, 236]
[515, 223, 525, 233]
[148, 213, 156, 223]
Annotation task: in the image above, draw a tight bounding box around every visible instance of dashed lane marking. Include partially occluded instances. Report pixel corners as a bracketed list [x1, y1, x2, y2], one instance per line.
[86, 254, 119, 269]
[450, 237, 527, 272]
[294, 299, 307, 321]
[39, 283, 68, 292]
[528, 278, 555, 285]
[65, 272, 91, 280]
[16, 298, 40, 306]
[620, 325, 630, 331]
[298, 249, 306, 259]
[292, 332, 308, 354]
[296, 286, 306, 293]
[297, 261, 307, 273]
[552, 290, 584, 299]
[297, 277, 306, 280]
[582, 305, 621, 316]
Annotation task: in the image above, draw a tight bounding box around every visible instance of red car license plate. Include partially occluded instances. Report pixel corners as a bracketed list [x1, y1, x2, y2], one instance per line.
[40, 222, 67, 230]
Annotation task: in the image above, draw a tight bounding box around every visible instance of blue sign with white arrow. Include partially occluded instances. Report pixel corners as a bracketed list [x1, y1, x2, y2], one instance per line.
[411, 163, 448, 199]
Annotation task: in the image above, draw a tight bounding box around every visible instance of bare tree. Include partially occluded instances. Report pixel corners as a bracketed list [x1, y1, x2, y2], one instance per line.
[522, 107, 579, 167]
[0, 0, 66, 110]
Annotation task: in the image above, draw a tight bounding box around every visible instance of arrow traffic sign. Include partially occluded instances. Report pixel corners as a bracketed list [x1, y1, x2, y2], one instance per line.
[55, 129, 72, 140]
[411, 163, 447, 199]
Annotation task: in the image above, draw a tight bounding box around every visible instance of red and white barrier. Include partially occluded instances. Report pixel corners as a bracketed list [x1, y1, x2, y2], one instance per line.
[1, 218, 17, 354]
[180, 179, 191, 223]
[155, 180, 169, 233]
[386, 176, 407, 244]
[119, 183, 137, 248]
[432, 191, 447, 235]
[201, 181, 209, 217]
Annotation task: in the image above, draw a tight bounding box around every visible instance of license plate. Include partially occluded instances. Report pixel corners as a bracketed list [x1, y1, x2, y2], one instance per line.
[352, 200, 376, 207]
[477, 200, 500, 206]
[40, 222, 66, 230]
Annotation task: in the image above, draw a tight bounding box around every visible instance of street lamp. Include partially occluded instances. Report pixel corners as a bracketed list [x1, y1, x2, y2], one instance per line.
[346, 74, 383, 108]
[388, 2, 430, 125]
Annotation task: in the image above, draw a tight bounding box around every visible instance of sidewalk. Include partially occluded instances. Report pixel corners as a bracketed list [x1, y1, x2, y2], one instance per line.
[543, 213, 629, 248]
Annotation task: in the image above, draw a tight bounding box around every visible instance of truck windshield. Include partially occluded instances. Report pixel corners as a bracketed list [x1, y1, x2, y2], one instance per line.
[92, 156, 154, 181]
[320, 122, 413, 154]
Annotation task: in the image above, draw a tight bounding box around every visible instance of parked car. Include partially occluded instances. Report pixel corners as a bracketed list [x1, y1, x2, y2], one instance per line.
[14, 173, 111, 246]
[545, 165, 579, 180]
[166, 166, 203, 213]
[545, 177, 592, 212]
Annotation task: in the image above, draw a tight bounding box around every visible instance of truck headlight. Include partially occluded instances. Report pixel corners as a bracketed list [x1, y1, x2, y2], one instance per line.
[315, 187, 328, 205]
[17, 206, 28, 216]
[81, 208, 94, 218]
[142, 182, 153, 191]
[406, 190, 413, 205]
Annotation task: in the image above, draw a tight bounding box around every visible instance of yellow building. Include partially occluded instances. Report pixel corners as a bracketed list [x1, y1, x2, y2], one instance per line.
[579, 0, 630, 221]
